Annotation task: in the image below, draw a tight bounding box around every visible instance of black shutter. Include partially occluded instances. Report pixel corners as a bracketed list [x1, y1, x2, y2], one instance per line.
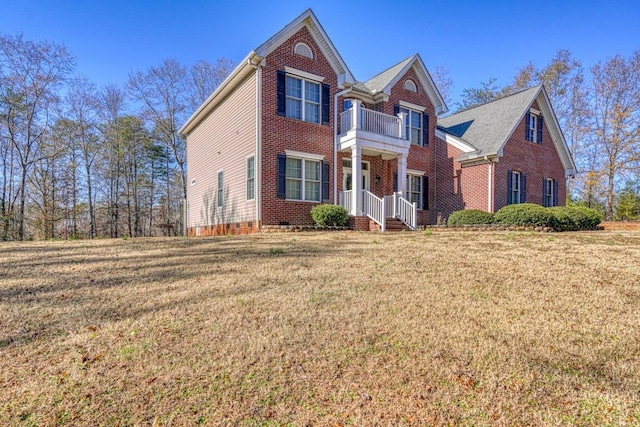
[393, 104, 399, 116]
[423, 113, 429, 146]
[553, 179, 559, 207]
[321, 83, 330, 125]
[537, 115, 543, 144]
[525, 112, 531, 141]
[393, 172, 398, 192]
[507, 170, 513, 204]
[521, 173, 527, 203]
[422, 176, 429, 210]
[322, 161, 330, 203]
[277, 154, 286, 198]
[277, 71, 286, 117]
[542, 177, 547, 207]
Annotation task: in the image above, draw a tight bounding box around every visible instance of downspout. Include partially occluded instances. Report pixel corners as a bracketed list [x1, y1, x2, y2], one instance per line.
[486, 157, 493, 213]
[333, 86, 354, 204]
[250, 58, 263, 227]
[184, 135, 188, 236]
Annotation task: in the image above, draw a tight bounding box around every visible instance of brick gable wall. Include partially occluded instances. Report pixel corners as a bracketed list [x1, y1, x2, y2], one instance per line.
[260, 27, 338, 226]
[494, 100, 567, 211]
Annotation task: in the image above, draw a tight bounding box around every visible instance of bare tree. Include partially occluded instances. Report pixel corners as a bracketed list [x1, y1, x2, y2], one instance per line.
[0, 33, 75, 240]
[590, 51, 640, 219]
[430, 65, 453, 107]
[188, 58, 235, 113]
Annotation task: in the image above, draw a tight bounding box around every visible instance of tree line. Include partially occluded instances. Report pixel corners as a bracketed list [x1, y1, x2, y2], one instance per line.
[1, 32, 234, 240]
[456, 49, 640, 221]
[2, 33, 638, 241]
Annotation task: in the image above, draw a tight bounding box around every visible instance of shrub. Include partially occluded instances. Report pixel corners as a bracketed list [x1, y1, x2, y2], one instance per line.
[310, 204, 348, 227]
[495, 203, 553, 227]
[548, 206, 579, 231]
[447, 209, 494, 226]
[570, 206, 602, 230]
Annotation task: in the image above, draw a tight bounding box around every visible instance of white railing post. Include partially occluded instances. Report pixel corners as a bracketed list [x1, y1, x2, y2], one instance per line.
[381, 197, 386, 232]
[352, 99, 361, 131]
[412, 202, 417, 229]
[398, 111, 407, 140]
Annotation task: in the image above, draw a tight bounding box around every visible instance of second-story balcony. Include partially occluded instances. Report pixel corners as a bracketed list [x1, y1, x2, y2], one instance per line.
[337, 100, 410, 158]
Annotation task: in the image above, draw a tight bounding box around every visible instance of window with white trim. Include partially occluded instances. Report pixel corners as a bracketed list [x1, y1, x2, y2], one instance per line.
[246, 156, 255, 201]
[217, 171, 224, 207]
[544, 178, 554, 207]
[509, 171, 521, 204]
[404, 79, 417, 92]
[406, 174, 422, 209]
[285, 75, 320, 124]
[528, 113, 537, 142]
[285, 157, 320, 201]
[399, 107, 422, 145]
[294, 43, 313, 59]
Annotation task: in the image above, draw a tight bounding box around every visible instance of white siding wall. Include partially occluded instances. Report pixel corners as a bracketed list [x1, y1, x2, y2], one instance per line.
[186, 72, 257, 227]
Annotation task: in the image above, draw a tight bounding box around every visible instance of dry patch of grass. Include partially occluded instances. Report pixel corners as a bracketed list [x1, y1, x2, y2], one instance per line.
[602, 221, 640, 232]
[1, 231, 639, 426]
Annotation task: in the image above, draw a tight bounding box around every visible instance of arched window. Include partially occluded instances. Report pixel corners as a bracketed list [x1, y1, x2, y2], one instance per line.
[294, 43, 313, 59]
[404, 79, 417, 92]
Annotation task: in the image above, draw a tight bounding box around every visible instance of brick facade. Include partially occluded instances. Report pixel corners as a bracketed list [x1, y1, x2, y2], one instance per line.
[494, 101, 566, 211]
[260, 26, 338, 226]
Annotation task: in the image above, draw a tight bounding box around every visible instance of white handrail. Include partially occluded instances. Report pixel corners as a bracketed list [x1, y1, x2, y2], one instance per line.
[339, 190, 353, 214]
[383, 195, 395, 218]
[363, 190, 385, 232]
[339, 107, 401, 138]
[395, 193, 417, 230]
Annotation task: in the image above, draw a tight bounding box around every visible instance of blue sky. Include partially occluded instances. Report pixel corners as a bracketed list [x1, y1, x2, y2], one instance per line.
[2, 0, 639, 108]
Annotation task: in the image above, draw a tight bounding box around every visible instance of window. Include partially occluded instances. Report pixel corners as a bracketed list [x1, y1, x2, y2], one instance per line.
[285, 75, 320, 123]
[285, 157, 320, 201]
[406, 175, 422, 208]
[399, 107, 422, 145]
[404, 80, 417, 92]
[543, 178, 558, 207]
[246, 156, 255, 201]
[294, 42, 313, 59]
[217, 171, 224, 207]
[526, 111, 543, 143]
[508, 171, 527, 204]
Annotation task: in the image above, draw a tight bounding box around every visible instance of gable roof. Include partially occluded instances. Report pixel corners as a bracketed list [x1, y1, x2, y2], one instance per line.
[438, 85, 576, 175]
[363, 54, 448, 115]
[180, 9, 354, 135]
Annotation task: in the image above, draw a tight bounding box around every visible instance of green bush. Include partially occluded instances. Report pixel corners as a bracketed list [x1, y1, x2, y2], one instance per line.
[548, 206, 580, 231]
[495, 203, 553, 227]
[548, 206, 602, 231]
[571, 206, 602, 230]
[447, 209, 494, 226]
[310, 204, 348, 227]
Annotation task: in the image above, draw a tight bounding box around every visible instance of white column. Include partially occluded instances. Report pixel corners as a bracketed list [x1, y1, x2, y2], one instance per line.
[397, 111, 407, 139]
[352, 145, 362, 216]
[351, 99, 361, 131]
[397, 154, 407, 198]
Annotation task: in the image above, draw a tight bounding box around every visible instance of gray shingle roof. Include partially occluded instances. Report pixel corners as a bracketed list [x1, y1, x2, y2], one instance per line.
[363, 56, 415, 93]
[438, 85, 542, 159]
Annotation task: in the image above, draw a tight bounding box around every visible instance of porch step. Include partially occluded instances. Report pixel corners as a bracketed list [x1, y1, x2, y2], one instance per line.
[369, 218, 412, 232]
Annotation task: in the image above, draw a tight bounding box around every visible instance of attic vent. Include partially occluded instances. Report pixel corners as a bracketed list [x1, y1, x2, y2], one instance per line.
[294, 43, 313, 59]
[404, 79, 417, 92]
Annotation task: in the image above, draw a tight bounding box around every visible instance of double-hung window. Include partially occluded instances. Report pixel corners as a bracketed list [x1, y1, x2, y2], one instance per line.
[543, 178, 558, 207]
[285, 75, 320, 124]
[526, 110, 543, 143]
[399, 107, 422, 145]
[246, 156, 255, 201]
[406, 175, 422, 208]
[509, 171, 521, 205]
[285, 157, 320, 202]
[217, 171, 224, 207]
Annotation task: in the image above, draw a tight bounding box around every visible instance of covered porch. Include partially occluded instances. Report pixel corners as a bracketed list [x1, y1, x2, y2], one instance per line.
[336, 100, 417, 231]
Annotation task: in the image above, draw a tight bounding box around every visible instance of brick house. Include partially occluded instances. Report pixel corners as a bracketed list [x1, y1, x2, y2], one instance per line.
[180, 9, 575, 235]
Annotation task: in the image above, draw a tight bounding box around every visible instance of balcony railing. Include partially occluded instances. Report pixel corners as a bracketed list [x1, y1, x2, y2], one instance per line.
[339, 105, 404, 139]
